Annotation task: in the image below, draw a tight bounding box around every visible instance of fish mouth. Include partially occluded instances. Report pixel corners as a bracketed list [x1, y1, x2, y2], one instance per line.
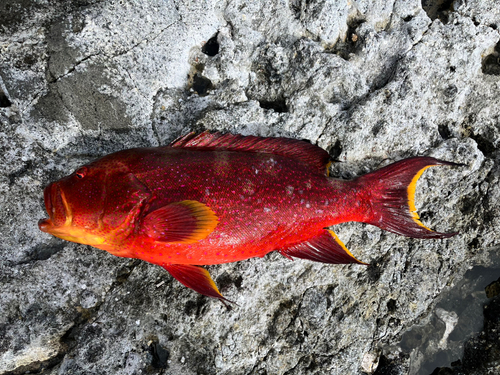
[39, 183, 53, 232]
[38, 182, 107, 247]
[39, 182, 69, 233]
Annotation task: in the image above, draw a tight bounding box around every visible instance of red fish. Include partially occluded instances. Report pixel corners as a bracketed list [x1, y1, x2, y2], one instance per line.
[39, 132, 459, 302]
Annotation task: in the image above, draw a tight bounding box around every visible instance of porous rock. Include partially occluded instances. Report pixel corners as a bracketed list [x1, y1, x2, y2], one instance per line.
[0, 0, 499, 374]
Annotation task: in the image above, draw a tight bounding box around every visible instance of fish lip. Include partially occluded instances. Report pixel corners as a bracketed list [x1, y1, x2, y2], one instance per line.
[38, 218, 52, 232]
[40, 182, 67, 231]
[39, 183, 55, 232]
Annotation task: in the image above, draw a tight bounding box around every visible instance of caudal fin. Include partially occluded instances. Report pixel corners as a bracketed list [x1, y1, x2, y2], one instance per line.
[357, 157, 460, 239]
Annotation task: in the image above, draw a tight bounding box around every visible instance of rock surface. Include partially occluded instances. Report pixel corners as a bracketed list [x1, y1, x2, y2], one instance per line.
[0, 0, 499, 374]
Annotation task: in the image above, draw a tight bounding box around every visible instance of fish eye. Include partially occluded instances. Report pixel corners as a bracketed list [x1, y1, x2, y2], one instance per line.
[75, 167, 87, 179]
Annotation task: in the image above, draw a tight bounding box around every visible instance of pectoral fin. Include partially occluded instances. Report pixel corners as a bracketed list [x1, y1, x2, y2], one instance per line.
[280, 229, 367, 265]
[143, 200, 218, 243]
[162, 264, 229, 303]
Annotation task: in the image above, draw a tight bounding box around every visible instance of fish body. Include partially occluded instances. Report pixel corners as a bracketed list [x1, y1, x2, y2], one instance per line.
[39, 132, 459, 301]
[112, 147, 365, 265]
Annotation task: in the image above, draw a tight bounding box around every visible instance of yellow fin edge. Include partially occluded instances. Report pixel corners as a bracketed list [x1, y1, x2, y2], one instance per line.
[177, 200, 219, 243]
[327, 229, 368, 265]
[408, 165, 434, 231]
[326, 161, 332, 177]
[199, 267, 224, 298]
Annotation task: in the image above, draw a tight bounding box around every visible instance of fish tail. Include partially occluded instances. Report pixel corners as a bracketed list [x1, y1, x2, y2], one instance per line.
[356, 157, 461, 239]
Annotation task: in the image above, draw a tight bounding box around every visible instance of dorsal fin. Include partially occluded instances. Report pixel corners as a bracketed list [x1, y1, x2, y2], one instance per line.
[170, 131, 331, 175]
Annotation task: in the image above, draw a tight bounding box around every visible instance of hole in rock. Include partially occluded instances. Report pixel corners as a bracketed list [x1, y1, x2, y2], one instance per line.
[189, 73, 213, 96]
[422, 0, 454, 24]
[149, 341, 169, 369]
[438, 124, 452, 139]
[469, 131, 495, 157]
[372, 121, 384, 137]
[373, 354, 406, 375]
[327, 140, 342, 160]
[258, 97, 288, 113]
[387, 299, 397, 313]
[0, 90, 11, 107]
[482, 42, 500, 76]
[330, 18, 364, 60]
[184, 295, 208, 317]
[202, 32, 219, 56]
[216, 271, 242, 293]
[367, 262, 382, 283]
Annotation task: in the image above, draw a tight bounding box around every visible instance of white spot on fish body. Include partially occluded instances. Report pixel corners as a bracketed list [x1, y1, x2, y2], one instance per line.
[243, 180, 256, 195]
[264, 207, 271, 213]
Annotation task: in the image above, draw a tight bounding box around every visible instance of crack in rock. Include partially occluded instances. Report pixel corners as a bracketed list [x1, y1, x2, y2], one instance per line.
[49, 20, 177, 84]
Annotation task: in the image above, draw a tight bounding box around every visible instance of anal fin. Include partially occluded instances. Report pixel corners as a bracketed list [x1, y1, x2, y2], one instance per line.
[280, 230, 367, 265]
[162, 264, 231, 304]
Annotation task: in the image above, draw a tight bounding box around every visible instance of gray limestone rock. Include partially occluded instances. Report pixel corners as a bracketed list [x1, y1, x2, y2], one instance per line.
[1, 0, 499, 374]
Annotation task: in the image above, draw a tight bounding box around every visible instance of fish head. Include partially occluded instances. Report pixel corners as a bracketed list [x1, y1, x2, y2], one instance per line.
[39, 156, 150, 249]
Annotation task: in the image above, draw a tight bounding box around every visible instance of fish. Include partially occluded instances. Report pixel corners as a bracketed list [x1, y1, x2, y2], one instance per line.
[38, 132, 459, 302]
